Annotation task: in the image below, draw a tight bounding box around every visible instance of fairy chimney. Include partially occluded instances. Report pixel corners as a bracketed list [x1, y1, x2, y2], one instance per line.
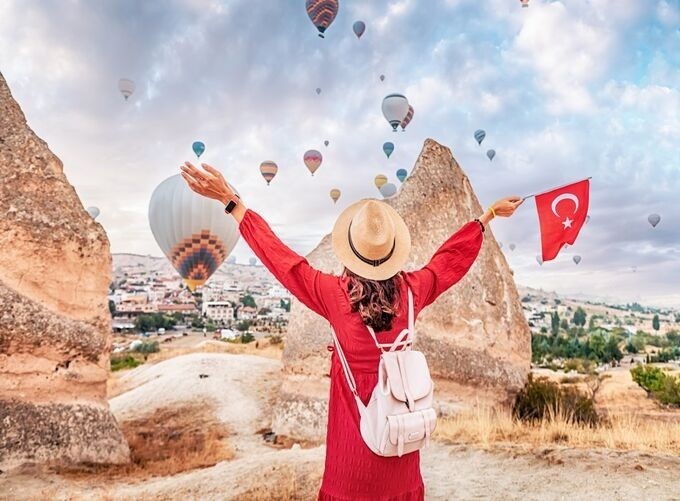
[0, 72, 129, 469]
[273, 138, 531, 442]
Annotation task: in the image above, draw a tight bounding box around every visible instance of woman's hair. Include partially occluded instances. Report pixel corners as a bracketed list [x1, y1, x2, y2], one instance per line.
[344, 267, 402, 332]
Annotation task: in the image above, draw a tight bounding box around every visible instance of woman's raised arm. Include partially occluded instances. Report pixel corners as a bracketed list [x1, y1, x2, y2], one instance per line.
[181, 162, 332, 319]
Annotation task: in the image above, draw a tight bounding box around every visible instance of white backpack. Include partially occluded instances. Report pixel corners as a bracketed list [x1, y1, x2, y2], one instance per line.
[331, 288, 437, 457]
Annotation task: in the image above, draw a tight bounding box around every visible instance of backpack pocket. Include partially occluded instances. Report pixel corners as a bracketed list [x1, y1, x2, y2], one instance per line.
[385, 408, 437, 457]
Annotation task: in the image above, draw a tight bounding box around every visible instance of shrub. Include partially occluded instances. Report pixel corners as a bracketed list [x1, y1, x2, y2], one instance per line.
[268, 334, 283, 345]
[111, 355, 142, 372]
[134, 341, 160, 355]
[240, 332, 255, 343]
[631, 364, 680, 407]
[513, 374, 598, 425]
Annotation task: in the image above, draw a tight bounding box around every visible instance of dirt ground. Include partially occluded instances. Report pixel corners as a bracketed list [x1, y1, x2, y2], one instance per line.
[2, 352, 680, 501]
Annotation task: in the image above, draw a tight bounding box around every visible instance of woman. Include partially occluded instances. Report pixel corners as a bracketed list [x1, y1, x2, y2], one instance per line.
[181, 161, 522, 500]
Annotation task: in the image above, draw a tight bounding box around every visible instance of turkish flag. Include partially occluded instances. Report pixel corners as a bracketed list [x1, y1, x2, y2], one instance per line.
[535, 179, 590, 262]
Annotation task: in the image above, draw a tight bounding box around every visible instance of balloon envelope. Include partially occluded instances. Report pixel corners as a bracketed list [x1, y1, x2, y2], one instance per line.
[330, 188, 341, 203]
[648, 213, 661, 227]
[509, 243, 516, 251]
[303, 149, 323, 175]
[315, 87, 322, 95]
[86, 206, 100, 220]
[383, 142, 395, 158]
[249, 257, 257, 266]
[379, 183, 397, 198]
[521, 0, 530, 7]
[353, 20, 365, 38]
[305, 0, 339, 38]
[259, 161, 278, 185]
[382, 94, 409, 131]
[380, 74, 385, 82]
[536, 255, 543, 265]
[573, 255, 582, 265]
[474, 129, 486, 145]
[149, 174, 240, 291]
[324, 140, 329, 147]
[396, 168, 408, 182]
[227, 255, 237, 264]
[486, 149, 496, 161]
[374, 174, 388, 189]
[118, 78, 135, 100]
[400, 105, 414, 131]
[192, 141, 205, 158]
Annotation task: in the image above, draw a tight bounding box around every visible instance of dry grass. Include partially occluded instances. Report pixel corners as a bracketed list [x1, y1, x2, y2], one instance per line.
[436, 405, 680, 454]
[232, 464, 323, 501]
[147, 338, 283, 363]
[54, 402, 234, 479]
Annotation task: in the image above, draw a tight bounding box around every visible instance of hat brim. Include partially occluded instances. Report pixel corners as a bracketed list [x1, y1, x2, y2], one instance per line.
[331, 199, 411, 281]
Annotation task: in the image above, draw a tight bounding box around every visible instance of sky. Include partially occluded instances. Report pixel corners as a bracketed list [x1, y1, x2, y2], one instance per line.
[1, 0, 678, 307]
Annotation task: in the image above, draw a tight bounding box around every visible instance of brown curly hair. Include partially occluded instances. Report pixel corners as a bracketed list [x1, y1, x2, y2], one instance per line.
[345, 267, 403, 332]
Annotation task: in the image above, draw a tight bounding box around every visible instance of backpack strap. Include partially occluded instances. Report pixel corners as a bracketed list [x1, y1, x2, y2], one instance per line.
[365, 288, 415, 353]
[330, 327, 359, 397]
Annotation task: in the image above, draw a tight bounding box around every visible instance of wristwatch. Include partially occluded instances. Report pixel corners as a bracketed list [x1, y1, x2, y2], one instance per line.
[224, 194, 240, 214]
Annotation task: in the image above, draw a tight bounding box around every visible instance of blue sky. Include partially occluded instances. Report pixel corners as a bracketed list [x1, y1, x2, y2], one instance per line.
[1, 0, 678, 306]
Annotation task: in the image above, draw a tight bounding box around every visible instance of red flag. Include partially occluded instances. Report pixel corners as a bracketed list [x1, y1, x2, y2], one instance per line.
[535, 179, 590, 262]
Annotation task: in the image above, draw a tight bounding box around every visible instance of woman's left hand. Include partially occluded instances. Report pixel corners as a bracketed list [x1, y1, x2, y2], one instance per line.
[180, 162, 234, 205]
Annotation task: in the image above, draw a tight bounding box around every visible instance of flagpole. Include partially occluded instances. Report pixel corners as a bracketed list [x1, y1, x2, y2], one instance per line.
[522, 177, 592, 201]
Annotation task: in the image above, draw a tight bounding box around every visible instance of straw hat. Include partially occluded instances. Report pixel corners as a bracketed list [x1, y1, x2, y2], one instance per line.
[332, 199, 411, 281]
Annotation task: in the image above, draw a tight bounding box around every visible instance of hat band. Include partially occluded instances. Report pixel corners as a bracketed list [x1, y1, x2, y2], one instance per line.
[347, 222, 396, 268]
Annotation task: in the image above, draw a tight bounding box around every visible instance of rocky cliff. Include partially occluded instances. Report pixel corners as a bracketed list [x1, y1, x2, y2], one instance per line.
[273, 138, 531, 442]
[0, 72, 129, 469]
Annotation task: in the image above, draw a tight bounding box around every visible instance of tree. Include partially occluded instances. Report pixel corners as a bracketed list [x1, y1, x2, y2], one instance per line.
[280, 299, 291, 312]
[551, 312, 560, 336]
[236, 320, 253, 332]
[652, 314, 660, 331]
[108, 300, 116, 316]
[573, 307, 587, 327]
[240, 294, 257, 308]
[560, 319, 569, 330]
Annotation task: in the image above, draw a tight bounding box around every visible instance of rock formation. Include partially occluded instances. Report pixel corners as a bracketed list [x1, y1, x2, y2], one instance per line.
[0, 72, 129, 469]
[273, 138, 531, 442]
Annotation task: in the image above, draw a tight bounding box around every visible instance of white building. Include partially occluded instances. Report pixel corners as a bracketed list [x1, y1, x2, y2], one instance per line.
[202, 301, 235, 323]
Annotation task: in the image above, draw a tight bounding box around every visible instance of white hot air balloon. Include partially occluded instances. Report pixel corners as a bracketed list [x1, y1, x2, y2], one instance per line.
[118, 78, 135, 100]
[86, 206, 100, 220]
[227, 255, 237, 264]
[573, 255, 582, 265]
[379, 182, 397, 198]
[382, 94, 409, 132]
[249, 257, 257, 266]
[149, 174, 240, 291]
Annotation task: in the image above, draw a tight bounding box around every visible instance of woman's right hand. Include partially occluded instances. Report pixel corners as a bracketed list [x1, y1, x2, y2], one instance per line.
[491, 196, 523, 217]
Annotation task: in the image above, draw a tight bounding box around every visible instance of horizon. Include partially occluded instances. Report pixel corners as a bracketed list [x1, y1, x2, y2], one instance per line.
[1, 0, 678, 307]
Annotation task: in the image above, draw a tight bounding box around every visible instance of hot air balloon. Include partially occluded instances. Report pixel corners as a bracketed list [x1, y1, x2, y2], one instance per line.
[374, 174, 388, 190]
[486, 149, 496, 161]
[536, 255, 543, 266]
[86, 206, 100, 220]
[573, 255, 582, 265]
[520, 0, 530, 7]
[383, 142, 395, 158]
[259, 161, 278, 185]
[118, 78, 135, 100]
[586, 215, 591, 224]
[509, 243, 516, 251]
[149, 174, 240, 292]
[380, 183, 397, 198]
[474, 129, 486, 145]
[306, 0, 339, 38]
[303, 149, 323, 175]
[380, 74, 385, 82]
[382, 94, 409, 132]
[249, 257, 257, 266]
[400, 105, 414, 132]
[353, 20, 365, 38]
[330, 188, 341, 204]
[192, 141, 205, 158]
[316, 87, 322, 95]
[396, 168, 408, 182]
[648, 213, 661, 228]
[227, 255, 237, 264]
[324, 140, 329, 147]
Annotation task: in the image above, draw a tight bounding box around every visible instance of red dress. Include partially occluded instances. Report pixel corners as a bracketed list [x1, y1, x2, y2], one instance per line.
[239, 209, 484, 501]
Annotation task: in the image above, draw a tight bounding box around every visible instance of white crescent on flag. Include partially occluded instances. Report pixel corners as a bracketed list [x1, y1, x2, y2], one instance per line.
[551, 193, 579, 217]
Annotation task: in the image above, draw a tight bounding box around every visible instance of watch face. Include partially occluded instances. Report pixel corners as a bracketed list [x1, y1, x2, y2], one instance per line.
[224, 200, 237, 213]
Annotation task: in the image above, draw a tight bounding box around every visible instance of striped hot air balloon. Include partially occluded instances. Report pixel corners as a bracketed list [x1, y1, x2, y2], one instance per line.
[374, 174, 388, 190]
[259, 161, 278, 185]
[400, 105, 414, 131]
[474, 129, 486, 145]
[383, 142, 394, 159]
[118, 78, 135, 100]
[303, 149, 323, 175]
[305, 0, 339, 38]
[396, 169, 408, 183]
[330, 188, 341, 204]
[149, 175, 240, 291]
[520, 0, 530, 7]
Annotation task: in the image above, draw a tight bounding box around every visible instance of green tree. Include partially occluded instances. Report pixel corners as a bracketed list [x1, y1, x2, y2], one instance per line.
[560, 319, 569, 330]
[280, 299, 291, 312]
[573, 307, 587, 327]
[652, 314, 660, 331]
[236, 320, 253, 332]
[108, 300, 116, 316]
[240, 294, 257, 308]
[551, 312, 560, 336]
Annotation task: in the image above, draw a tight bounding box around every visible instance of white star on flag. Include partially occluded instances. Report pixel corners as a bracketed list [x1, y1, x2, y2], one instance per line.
[562, 217, 573, 229]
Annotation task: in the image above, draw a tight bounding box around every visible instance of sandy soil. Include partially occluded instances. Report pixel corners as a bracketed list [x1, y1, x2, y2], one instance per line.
[2, 352, 680, 501]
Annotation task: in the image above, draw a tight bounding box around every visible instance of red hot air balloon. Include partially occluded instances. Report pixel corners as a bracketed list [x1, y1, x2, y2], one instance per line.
[400, 105, 414, 131]
[306, 0, 339, 38]
[259, 161, 278, 185]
